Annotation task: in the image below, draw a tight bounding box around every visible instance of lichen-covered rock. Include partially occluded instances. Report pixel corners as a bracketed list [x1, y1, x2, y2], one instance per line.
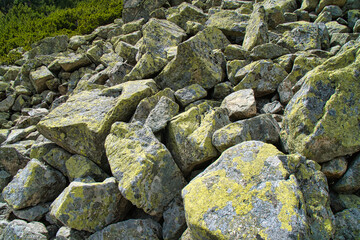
[263, 0, 297, 28]
[0, 94, 16, 112]
[167, 2, 208, 30]
[65, 155, 108, 181]
[55, 226, 88, 240]
[333, 208, 360, 240]
[330, 193, 360, 213]
[333, 154, 360, 193]
[174, 84, 207, 107]
[212, 114, 280, 152]
[226, 59, 250, 84]
[234, 60, 288, 97]
[131, 88, 175, 124]
[28, 35, 68, 58]
[325, 21, 350, 35]
[301, 0, 320, 11]
[29, 66, 54, 93]
[316, 0, 347, 14]
[50, 178, 130, 232]
[114, 41, 138, 65]
[145, 96, 179, 133]
[2, 159, 66, 210]
[0, 144, 30, 176]
[166, 102, 230, 174]
[122, 0, 168, 23]
[37, 80, 157, 166]
[125, 19, 186, 81]
[182, 141, 334, 239]
[212, 82, 233, 100]
[205, 10, 249, 40]
[0, 219, 48, 240]
[220, 89, 256, 121]
[13, 203, 50, 222]
[88, 219, 162, 240]
[261, 100, 283, 114]
[58, 54, 92, 72]
[105, 122, 186, 216]
[321, 157, 347, 179]
[242, 5, 268, 51]
[0, 170, 11, 191]
[156, 27, 230, 90]
[250, 43, 290, 60]
[281, 45, 360, 163]
[163, 197, 187, 240]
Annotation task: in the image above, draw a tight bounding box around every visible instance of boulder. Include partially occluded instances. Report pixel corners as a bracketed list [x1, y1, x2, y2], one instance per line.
[250, 43, 290, 60]
[50, 178, 130, 232]
[58, 54, 92, 72]
[28, 35, 68, 58]
[156, 27, 230, 90]
[242, 5, 268, 51]
[333, 154, 360, 193]
[0, 144, 30, 176]
[316, 0, 347, 14]
[105, 122, 186, 216]
[174, 84, 207, 107]
[0, 94, 16, 112]
[162, 197, 187, 240]
[88, 219, 162, 240]
[220, 89, 257, 121]
[234, 60, 288, 97]
[226, 59, 250, 84]
[182, 141, 334, 239]
[13, 203, 51, 222]
[281, 45, 360, 163]
[122, 0, 168, 23]
[166, 102, 230, 174]
[331, 193, 360, 213]
[55, 226, 88, 240]
[301, 0, 320, 11]
[321, 157, 347, 179]
[2, 159, 66, 210]
[333, 208, 360, 240]
[65, 155, 108, 181]
[167, 3, 208, 30]
[37, 80, 157, 166]
[0, 220, 48, 240]
[325, 21, 350, 35]
[114, 41, 138, 65]
[212, 114, 280, 152]
[0, 170, 11, 192]
[29, 66, 54, 93]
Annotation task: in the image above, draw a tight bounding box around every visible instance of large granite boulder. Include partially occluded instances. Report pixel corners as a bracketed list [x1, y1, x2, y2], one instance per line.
[2, 159, 66, 210]
[37, 80, 157, 166]
[182, 141, 334, 239]
[105, 122, 186, 216]
[50, 178, 130, 233]
[281, 44, 360, 163]
[155, 27, 230, 90]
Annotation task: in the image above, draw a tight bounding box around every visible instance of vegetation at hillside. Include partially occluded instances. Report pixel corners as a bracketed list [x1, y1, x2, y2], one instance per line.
[0, 0, 123, 64]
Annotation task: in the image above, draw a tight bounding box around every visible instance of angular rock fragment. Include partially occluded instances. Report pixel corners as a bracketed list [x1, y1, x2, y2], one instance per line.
[29, 66, 54, 93]
[3, 159, 66, 210]
[166, 102, 230, 174]
[122, 0, 168, 23]
[0, 144, 30, 176]
[182, 141, 334, 239]
[167, 2, 208, 30]
[105, 122, 186, 216]
[162, 197, 187, 240]
[1, 220, 48, 240]
[65, 155, 108, 181]
[333, 154, 360, 193]
[333, 208, 360, 240]
[321, 157, 347, 179]
[250, 43, 290, 60]
[212, 114, 280, 152]
[281, 45, 360, 163]
[37, 80, 157, 166]
[156, 27, 229, 90]
[220, 89, 257, 121]
[50, 178, 129, 232]
[58, 54, 92, 72]
[13, 203, 51, 222]
[174, 84, 207, 107]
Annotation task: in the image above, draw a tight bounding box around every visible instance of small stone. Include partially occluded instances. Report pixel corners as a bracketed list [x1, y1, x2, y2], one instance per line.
[0, 220, 48, 240]
[333, 208, 360, 240]
[0, 170, 11, 191]
[58, 54, 92, 72]
[354, 20, 360, 33]
[261, 100, 283, 114]
[330, 193, 360, 213]
[321, 157, 348, 179]
[333, 154, 360, 193]
[167, 2, 208, 30]
[13, 203, 51, 222]
[55, 226, 89, 240]
[29, 66, 54, 93]
[224, 44, 250, 61]
[325, 21, 350, 35]
[4, 125, 37, 145]
[212, 82, 233, 100]
[220, 89, 256, 121]
[226, 60, 250, 84]
[174, 84, 207, 107]
[0, 144, 30, 176]
[0, 95, 16, 112]
[114, 41, 138, 65]
[163, 197, 187, 240]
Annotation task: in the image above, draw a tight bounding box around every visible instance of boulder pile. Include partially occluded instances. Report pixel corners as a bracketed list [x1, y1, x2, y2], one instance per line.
[0, 0, 360, 239]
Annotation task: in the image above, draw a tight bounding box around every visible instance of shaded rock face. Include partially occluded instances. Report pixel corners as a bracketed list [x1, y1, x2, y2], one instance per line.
[2, 0, 360, 239]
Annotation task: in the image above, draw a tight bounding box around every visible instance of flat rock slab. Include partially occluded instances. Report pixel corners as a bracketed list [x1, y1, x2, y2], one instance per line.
[105, 122, 186, 216]
[50, 178, 130, 233]
[37, 80, 157, 166]
[182, 141, 334, 239]
[281, 45, 360, 163]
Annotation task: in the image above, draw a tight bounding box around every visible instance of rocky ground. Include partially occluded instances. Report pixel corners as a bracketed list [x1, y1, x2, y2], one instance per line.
[0, 0, 360, 239]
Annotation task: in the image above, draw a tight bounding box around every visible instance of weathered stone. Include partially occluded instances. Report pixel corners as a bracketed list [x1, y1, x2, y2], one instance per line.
[156, 27, 230, 90]
[65, 155, 108, 181]
[166, 103, 230, 174]
[2, 159, 66, 210]
[0, 219, 48, 240]
[100, 52, 123, 68]
[126, 19, 186, 81]
[182, 141, 334, 239]
[185, 21, 205, 36]
[333, 154, 360, 193]
[301, 0, 319, 11]
[29, 66, 54, 93]
[13, 203, 51, 222]
[37, 80, 157, 166]
[0, 144, 30, 176]
[4, 125, 37, 145]
[122, 0, 168, 23]
[107, 62, 132, 86]
[330, 193, 360, 213]
[261, 100, 283, 114]
[220, 89, 256, 121]
[167, 3, 208, 30]
[315, 10, 333, 23]
[2, 66, 21, 82]
[114, 41, 138, 65]
[321, 157, 348, 179]
[121, 18, 145, 35]
[333, 208, 360, 240]
[68, 35, 94, 50]
[55, 226, 88, 240]
[263, 0, 297, 28]
[88, 219, 162, 240]
[234, 60, 288, 97]
[163, 197, 187, 240]
[212, 114, 280, 152]
[212, 82, 233, 100]
[316, 0, 347, 14]
[250, 43, 290, 60]
[174, 84, 207, 107]
[226, 59, 250, 84]
[0, 94, 16, 112]
[145, 96, 179, 133]
[131, 88, 175, 124]
[112, 31, 142, 46]
[58, 54, 92, 72]
[354, 20, 360, 33]
[325, 21, 350, 35]
[281, 45, 360, 163]
[86, 45, 103, 65]
[243, 5, 268, 51]
[105, 122, 186, 216]
[205, 10, 249, 39]
[224, 44, 250, 61]
[0, 170, 11, 192]
[28, 35, 68, 58]
[11, 95, 31, 112]
[50, 178, 129, 232]
[347, 9, 360, 29]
